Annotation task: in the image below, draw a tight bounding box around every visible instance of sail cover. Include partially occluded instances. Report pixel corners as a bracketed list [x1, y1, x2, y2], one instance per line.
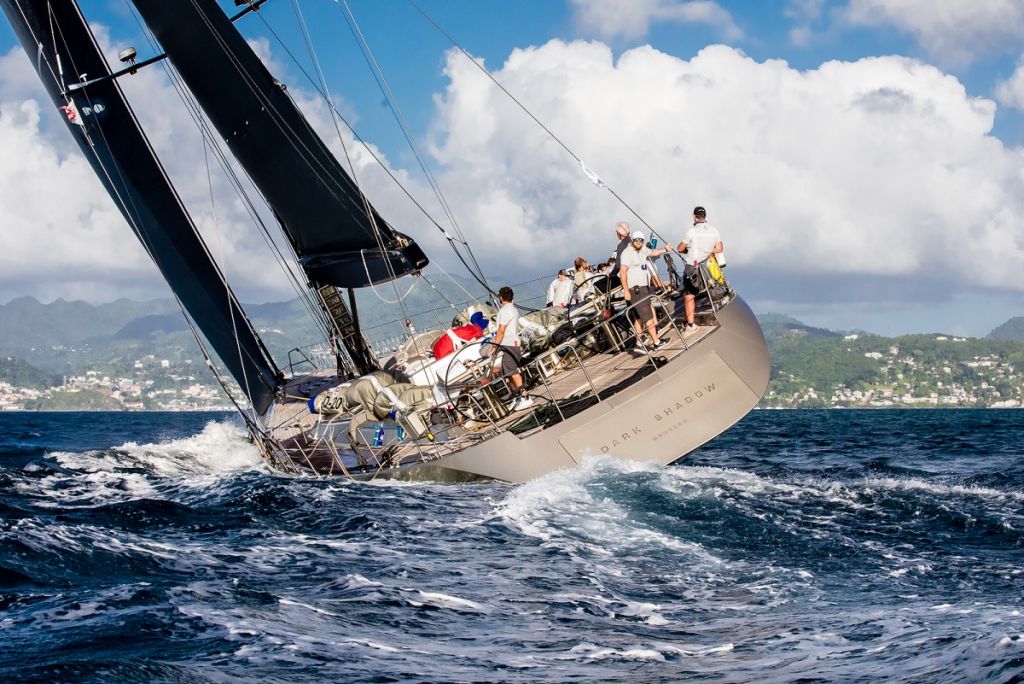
[0, 0, 281, 414]
[130, 0, 429, 288]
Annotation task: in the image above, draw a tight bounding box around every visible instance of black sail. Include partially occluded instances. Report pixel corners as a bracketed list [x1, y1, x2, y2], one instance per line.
[130, 0, 429, 288]
[0, 0, 281, 414]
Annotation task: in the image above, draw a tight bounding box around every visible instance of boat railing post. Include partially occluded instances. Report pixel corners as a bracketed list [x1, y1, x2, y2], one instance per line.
[524, 355, 566, 423]
[656, 291, 689, 351]
[617, 294, 676, 370]
[564, 344, 600, 404]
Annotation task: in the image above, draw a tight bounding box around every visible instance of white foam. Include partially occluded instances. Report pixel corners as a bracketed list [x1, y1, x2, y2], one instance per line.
[14, 421, 265, 507]
[566, 642, 667, 662]
[43, 420, 261, 478]
[618, 600, 669, 626]
[405, 589, 487, 613]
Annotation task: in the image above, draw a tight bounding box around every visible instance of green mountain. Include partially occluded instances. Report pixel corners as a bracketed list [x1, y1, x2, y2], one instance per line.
[0, 356, 60, 389]
[0, 273, 492, 375]
[988, 316, 1024, 342]
[756, 313, 842, 341]
[2, 297, 1023, 410]
[0, 296, 179, 351]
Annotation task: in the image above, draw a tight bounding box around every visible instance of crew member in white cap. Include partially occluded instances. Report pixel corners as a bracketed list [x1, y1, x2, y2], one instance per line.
[619, 230, 674, 350]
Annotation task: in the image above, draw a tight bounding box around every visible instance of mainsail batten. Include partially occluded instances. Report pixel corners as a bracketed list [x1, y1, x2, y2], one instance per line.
[0, 0, 281, 414]
[129, 0, 429, 289]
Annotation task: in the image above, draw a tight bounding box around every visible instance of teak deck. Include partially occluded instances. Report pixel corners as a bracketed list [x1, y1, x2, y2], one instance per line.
[262, 318, 716, 476]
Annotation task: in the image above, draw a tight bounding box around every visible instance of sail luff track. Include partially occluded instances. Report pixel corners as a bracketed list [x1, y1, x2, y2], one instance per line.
[129, 0, 428, 290]
[0, 0, 282, 415]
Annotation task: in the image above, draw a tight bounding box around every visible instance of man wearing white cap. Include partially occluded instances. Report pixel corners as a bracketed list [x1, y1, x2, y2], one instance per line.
[619, 230, 674, 350]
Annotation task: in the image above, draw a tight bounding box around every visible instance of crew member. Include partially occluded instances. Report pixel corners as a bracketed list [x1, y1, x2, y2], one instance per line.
[492, 286, 533, 411]
[677, 206, 724, 332]
[620, 230, 674, 350]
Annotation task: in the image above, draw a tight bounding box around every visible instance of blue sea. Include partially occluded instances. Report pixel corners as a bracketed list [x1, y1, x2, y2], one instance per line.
[1, 409, 1022, 682]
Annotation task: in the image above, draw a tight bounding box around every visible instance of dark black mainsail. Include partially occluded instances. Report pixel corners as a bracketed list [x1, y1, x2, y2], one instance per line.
[130, 0, 429, 289]
[0, 0, 281, 414]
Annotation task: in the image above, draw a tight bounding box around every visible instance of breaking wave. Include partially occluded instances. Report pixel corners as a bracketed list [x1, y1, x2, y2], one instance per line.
[0, 409, 1022, 682]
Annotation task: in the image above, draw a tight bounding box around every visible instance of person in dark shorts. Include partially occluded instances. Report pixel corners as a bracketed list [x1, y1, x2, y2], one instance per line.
[618, 230, 674, 350]
[677, 206, 724, 332]
[492, 286, 532, 411]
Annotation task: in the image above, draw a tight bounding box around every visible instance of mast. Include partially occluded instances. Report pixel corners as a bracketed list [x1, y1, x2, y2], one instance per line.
[0, 0, 282, 414]
[130, 0, 430, 372]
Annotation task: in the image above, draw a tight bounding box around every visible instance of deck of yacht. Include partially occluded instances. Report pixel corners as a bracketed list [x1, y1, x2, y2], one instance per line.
[261, 303, 719, 476]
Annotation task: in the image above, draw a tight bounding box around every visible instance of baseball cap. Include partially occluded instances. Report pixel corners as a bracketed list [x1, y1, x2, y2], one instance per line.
[630, 230, 645, 240]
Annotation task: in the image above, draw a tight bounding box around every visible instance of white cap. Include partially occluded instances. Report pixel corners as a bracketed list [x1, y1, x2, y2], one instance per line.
[630, 230, 645, 240]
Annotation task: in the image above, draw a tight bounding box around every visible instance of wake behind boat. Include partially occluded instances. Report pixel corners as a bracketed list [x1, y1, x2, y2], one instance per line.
[2, 0, 768, 482]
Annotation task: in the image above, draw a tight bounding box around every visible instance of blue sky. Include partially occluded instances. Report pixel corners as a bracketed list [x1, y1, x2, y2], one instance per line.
[1, 0, 1024, 337]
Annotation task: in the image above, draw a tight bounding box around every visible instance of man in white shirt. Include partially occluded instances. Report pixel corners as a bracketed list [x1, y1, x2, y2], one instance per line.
[492, 286, 532, 411]
[546, 270, 573, 308]
[677, 206, 724, 331]
[619, 230, 675, 350]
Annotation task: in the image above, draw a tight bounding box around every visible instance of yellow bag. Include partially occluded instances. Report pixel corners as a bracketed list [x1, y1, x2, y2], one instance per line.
[705, 254, 725, 286]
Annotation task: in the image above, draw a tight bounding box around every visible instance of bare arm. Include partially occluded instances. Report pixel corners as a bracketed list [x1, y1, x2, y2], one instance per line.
[713, 241, 723, 254]
[619, 264, 631, 300]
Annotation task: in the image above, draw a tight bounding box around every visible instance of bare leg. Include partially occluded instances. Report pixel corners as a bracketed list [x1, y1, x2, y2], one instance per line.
[684, 294, 696, 325]
[646, 317, 659, 344]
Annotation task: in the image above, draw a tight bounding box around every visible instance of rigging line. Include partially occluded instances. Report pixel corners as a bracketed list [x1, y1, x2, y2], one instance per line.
[334, 0, 491, 291]
[360, 253, 421, 305]
[135, 5, 341, 349]
[50, 2, 278, 402]
[425, 261, 480, 303]
[189, 1, 391, 236]
[177, 296, 261, 431]
[290, 0, 411, 321]
[56, 15, 280, 388]
[288, 1, 425, 368]
[417, 274, 461, 313]
[201, 136, 254, 405]
[404, 0, 665, 240]
[333, 1, 471, 256]
[249, 9, 494, 288]
[125, 2, 332, 344]
[289, 0, 360, 190]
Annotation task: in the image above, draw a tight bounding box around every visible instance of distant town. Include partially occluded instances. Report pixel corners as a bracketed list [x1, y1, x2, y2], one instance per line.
[2, 331, 1022, 412]
[1, 297, 1022, 412]
[0, 354, 235, 412]
[763, 333, 1023, 409]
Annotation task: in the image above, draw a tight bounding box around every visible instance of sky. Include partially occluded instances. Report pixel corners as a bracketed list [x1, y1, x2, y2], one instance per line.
[1, 0, 1024, 337]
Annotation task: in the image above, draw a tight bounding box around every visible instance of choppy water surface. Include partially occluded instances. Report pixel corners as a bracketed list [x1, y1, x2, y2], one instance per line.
[1, 409, 1022, 682]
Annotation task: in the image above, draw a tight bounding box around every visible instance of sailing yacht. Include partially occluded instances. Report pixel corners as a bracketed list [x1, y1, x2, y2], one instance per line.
[1, 0, 769, 482]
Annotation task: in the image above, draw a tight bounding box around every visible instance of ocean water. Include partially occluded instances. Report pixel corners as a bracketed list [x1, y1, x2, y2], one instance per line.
[1, 410, 1022, 683]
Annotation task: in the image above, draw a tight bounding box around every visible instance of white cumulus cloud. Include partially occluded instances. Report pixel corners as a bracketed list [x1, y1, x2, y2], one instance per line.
[843, 0, 1024, 65]
[428, 40, 1024, 301]
[0, 30, 441, 306]
[569, 0, 742, 42]
[996, 57, 1024, 111]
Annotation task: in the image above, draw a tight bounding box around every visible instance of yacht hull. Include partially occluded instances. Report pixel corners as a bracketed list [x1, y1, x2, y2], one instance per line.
[424, 295, 768, 482]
